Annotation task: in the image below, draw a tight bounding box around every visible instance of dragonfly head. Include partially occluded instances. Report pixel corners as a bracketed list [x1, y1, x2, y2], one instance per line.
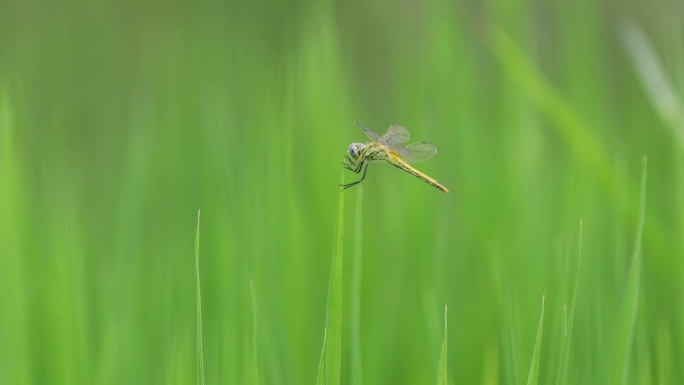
[348, 143, 365, 159]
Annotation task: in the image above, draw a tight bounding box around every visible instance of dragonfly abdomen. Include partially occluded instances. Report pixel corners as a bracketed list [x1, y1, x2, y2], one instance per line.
[386, 158, 449, 193]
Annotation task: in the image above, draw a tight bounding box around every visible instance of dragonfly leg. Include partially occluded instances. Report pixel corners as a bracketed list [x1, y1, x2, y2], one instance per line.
[342, 157, 355, 171]
[364, 149, 380, 159]
[342, 156, 365, 173]
[345, 155, 358, 165]
[340, 162, 369, 190]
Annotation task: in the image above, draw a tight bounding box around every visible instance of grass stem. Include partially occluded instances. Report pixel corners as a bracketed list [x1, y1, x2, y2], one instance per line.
[195, 209, 205, 385]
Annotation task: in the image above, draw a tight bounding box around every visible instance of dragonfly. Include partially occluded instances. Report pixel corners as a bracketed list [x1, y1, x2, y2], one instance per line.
[341, 121, 449, 192]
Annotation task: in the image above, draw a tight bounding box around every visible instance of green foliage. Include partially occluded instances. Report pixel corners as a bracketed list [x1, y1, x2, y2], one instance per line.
[250, 275, 260, 385]
[526, 295, 545, 385]
[317, 172, 345, 385]
[436, 304, 448, 385]
[351, 186, 364, 385]
[0, 1, 682, 384]
[195, 210, 205, 385]
[614, 157, 648, 385]
[555, 221, 582, 385]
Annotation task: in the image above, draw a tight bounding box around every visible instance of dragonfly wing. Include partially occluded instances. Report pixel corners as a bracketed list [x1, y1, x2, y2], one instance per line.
[380, 124, 410, 145]
[403, 142, 438, 163]
[353, 121, 381, 141]
[388, 143, 415, 161]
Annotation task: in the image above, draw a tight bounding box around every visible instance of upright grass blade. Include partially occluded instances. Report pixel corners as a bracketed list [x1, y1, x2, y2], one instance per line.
[487, 25, 612, 187]
[351, 186, 364, 385]
[195, 209, 205, 385]
[315, 331, 327, 385]
[656, 320, 673, 385]
[620, 21, 684, 145]
[555, 220, 583, 385]
[436, 303, 448, 385]
[316, 171, 345, 385]
[526, 294, 545, 385]
[250, 276, 260, 385]
[488, 25, 667, 266]
[504, 288, 521, 385]
[614, 156, 648, 384]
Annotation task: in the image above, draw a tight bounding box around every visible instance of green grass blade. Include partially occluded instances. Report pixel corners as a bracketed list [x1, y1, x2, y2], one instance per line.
[614, 155, 648, 384]
[487, 25, 612, 185]
[556, 220, 583, 385]
[656, 320, 673, 385]
[526, 294, 545, 385]
[505, 289, 521, 385]
[436, 303, 448, 385]
[326, 175, 345, 385]
[250, 275, 260, 385]
[620, 21, 684, 144]
[195, 209, 205, 385]
[488, 25, 668, 266]
[316, 331, 327, 385]
[321, 170, 345, 385]
[351, 186, 364, 385]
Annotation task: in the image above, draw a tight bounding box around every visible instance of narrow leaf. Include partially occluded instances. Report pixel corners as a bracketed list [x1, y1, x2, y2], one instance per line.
[526, 294, 545, 385]
[436, 303, 448, 385]
[556, 220, 583, 385]
[620, 20, 684, 144]
[351, 186, 364, 385]
[614, 155, 648, 384]
[320, 170, 346, 385]
[250, 276, 260, 385]
[195, 209, 205, 385]
[315, 331, 327, 385]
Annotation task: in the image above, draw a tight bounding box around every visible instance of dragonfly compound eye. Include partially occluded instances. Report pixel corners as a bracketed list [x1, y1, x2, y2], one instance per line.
[348, 143, 362, 158]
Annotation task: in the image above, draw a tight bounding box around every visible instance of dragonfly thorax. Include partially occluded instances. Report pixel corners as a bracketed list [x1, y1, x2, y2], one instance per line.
[348, 142, 365, 158]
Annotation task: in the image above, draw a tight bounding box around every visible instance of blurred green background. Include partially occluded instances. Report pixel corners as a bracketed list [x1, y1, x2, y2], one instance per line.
[1, 0, 683, 384]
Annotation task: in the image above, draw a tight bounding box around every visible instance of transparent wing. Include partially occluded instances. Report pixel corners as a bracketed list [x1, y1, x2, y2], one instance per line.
[401, 142, 438, 163]
[380, 124, 410, 145]
[386, 143, 414, 161]
[353, 121, 380, 141]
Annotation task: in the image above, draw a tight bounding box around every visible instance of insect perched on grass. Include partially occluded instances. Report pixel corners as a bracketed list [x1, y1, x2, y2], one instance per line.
[341, 121, 449, 192]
